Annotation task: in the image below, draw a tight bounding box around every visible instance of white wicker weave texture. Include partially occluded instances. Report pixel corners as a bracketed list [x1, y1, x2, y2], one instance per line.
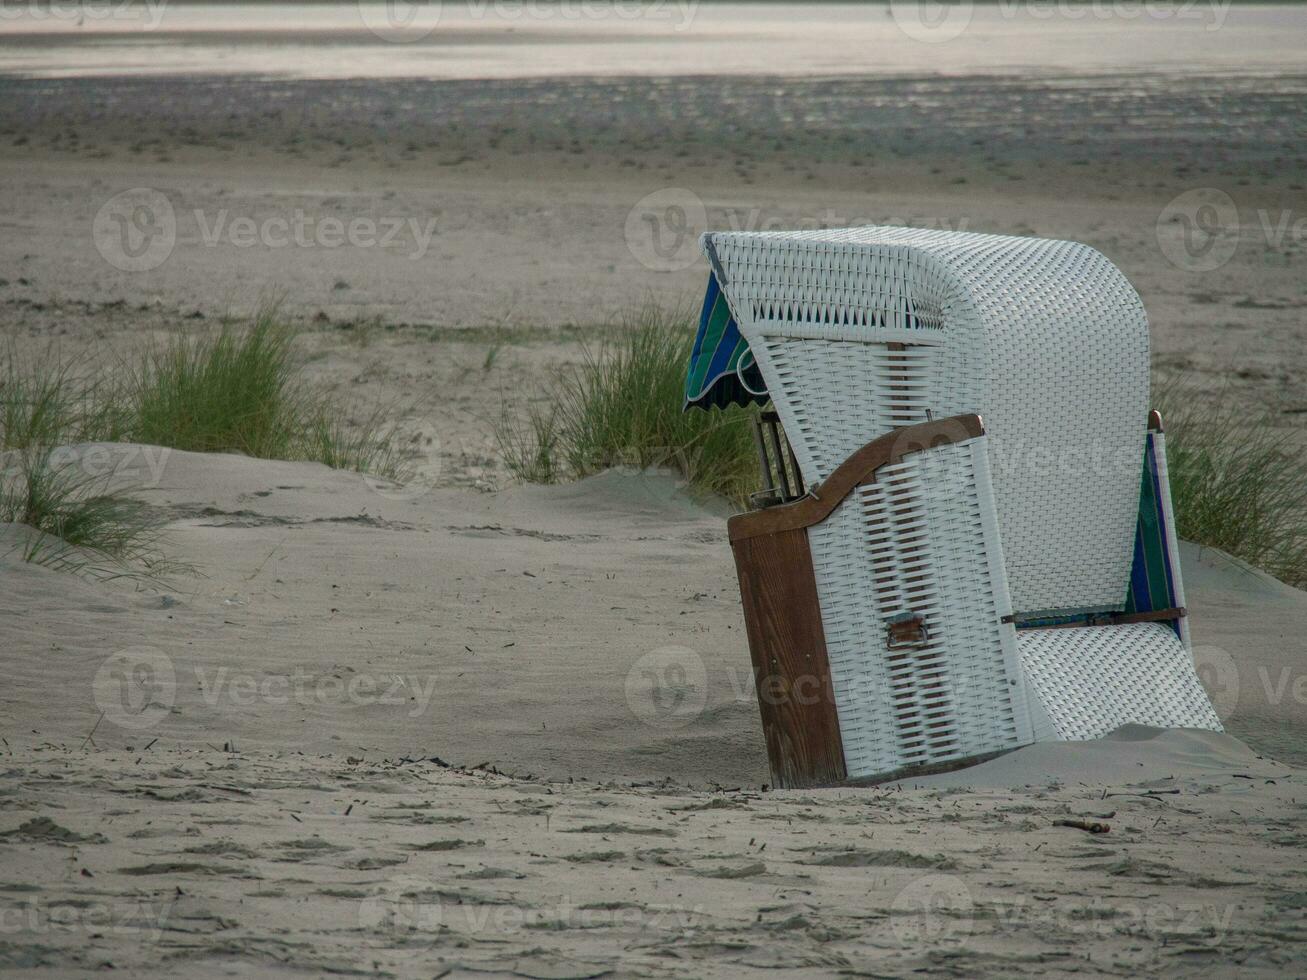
[1018, 624, 1223, 740]
[807, 436, 1033, 780]
[705, 226, 1149, 615]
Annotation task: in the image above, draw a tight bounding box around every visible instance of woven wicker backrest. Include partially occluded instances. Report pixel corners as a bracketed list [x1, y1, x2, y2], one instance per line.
[705, 226, 1149, 616]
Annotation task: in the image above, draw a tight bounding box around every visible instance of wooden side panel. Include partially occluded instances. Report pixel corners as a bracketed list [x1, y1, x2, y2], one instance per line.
[731, 528, 846, 789]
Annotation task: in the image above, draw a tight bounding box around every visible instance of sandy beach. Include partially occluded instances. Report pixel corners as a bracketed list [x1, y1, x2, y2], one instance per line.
[3, 68, 1306, 424]
[3, 728, 1306, 977]
[2, 5, 1307, 976]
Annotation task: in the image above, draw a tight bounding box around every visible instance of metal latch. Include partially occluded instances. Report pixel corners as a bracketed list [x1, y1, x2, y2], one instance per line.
[886, 613, 930, 650]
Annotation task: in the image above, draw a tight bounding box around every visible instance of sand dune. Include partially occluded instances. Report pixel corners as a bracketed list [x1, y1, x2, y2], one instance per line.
[4, 445, 1305, 788]
[2, 441, 1302, 979]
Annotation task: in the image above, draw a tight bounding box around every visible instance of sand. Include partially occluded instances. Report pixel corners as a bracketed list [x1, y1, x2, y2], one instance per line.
[2, 445, 1306, 782]
[2, 70, 1306, 434]
[1, 727, 1304, 977]
[2, 447, 1307, 976]
[3, 17, 1307, 977]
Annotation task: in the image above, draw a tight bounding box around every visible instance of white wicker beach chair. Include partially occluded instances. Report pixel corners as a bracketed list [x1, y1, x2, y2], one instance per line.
[695, 226, 1220, 786]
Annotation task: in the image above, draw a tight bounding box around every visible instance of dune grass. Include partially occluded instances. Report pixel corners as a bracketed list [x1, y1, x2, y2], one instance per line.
[1156, 384, 1307, 588]
[496, 310, 761, 505]
[494, 310, 763, 506]
[0, 351, 155, 578]
[0, 311, 404, 577]
[496, 312, 1307, 588]
[127, 310, 402, 474]
[0, 446, 177, 580]
[0, 351, 126, 450]
[130, 309, 300, 457]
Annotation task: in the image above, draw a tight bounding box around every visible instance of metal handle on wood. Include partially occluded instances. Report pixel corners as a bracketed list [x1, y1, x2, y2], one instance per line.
[886, 614, 930, 650]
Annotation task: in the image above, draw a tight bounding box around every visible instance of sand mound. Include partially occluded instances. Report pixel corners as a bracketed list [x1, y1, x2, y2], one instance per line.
[904, 726, 1285, 791]
[3, 443, 1305, 787]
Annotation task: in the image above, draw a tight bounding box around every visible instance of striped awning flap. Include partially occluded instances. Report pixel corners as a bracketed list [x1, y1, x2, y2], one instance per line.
[1013, 431, 1183, 634]
[1125, 430, 1182, 636]
[683, 271, 767, 412]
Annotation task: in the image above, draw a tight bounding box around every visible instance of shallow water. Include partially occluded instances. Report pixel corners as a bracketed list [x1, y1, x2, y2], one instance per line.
[1, 1, 1305, 79]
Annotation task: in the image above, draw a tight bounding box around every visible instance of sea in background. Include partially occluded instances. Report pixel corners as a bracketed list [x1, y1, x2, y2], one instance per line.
[1, 1, 1305, 80]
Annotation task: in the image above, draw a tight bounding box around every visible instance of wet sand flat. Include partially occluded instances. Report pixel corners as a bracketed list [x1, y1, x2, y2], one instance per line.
[1, 70, 1305, 424]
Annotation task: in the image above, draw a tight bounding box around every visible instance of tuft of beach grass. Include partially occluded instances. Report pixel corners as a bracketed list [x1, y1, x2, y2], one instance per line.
[1156, 382, 1307, 588]
[0, 308, 405, 576]
[496, 308, 761, 505]
[0, 446, 181, 581]
[126, 308, 403, 474]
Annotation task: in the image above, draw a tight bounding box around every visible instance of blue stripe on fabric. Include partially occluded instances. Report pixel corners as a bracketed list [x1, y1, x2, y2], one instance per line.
[1147, 434, 1184, 639]
[684, 271, 767, 412]
[687, 275, 720, 372]
[1129, 521, 1150, 612]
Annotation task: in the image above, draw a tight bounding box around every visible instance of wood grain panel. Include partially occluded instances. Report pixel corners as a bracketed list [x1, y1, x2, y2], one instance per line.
[731, 527, 846, 789]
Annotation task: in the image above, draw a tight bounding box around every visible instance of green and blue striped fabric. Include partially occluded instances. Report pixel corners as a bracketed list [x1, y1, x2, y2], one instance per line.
[1015, 431, 1182, 634]
[1124, 431, 1182, 636]
[683, 272, 767, 412]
